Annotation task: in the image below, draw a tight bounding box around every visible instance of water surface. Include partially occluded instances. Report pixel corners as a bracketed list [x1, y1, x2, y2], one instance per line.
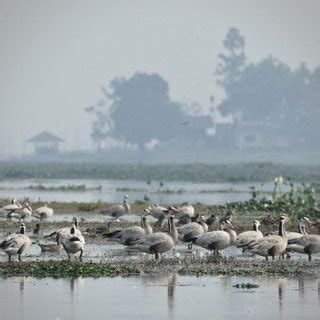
[1, 274, 319, 320]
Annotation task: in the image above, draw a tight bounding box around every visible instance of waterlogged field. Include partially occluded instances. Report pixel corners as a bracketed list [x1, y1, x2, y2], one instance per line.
[0, 162, 319, 319]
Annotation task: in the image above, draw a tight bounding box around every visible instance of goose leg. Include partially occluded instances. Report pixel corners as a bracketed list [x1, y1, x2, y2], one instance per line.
[8, 255, 11, 263]
[265, 257, 268, 262]
[18, 254, 22, 262]
[155, 252, 160, 260]
[308, 254, 312, 262]
[79, 249, 84, 261]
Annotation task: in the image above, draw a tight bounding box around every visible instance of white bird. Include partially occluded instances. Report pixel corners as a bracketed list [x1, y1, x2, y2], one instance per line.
[101, 195, 130, 219]
[0, 223, 31, 262]
[60, 225, 85, 260]
[245, 214, 288, 261]
[103, 213, 153, 245]
[127, 214, 178, 260]
[44, 217, 82, 245]
[2, 199, 22, 221]
[235, 220, 263, 251]
[34, 202, 54, 221]
[192, 220, 237, 255]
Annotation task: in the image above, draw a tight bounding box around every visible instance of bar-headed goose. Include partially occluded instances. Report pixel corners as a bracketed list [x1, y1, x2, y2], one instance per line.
[101, 195, 130, 219]
[177, 215, 208, 250]
[245, 214, 288, 261]
[168, 203, 195, 220]
[127, 213, 178, 260]
[287, 218, 320, 261]
[235, 220, 263, 251]
[34, 202, 54, 221]
[0, 223, 31, 262]
[44, 217, 81, 245]
[2, 199, 22, 221]
[103, 210, 153, 245]
[192, 220, 237, 255]
[60, 225, 85, 260]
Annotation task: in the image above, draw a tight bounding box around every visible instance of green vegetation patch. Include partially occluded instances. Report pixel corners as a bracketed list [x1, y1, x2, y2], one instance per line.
[0, 260, 140, 278]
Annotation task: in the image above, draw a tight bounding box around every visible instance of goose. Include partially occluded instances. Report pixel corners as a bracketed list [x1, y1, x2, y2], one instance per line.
[235, 220, 263, 252]
[149, 203, 167, 229]
[191, 220, 237, 255]
[245, 214, 288, 261]
[261, 214, 277, 235]
[168, 203, 195, 220]
[219, 211, 233, 224]
[206, 214, 217, 231]
[101, 195, 130, 219]
[33, 223, 41, 235]
[34, 202, 54, 221]
[17, 202, 32, 221]
[149, 203, 167, 219]
[287, 220, 320, 261]
[2, 199, 22, 221]
[177, 215, 208, 250]
[103, 212, 153, 245]
[37, 242, 60, 253]
[44, 217, 81, 245]
[285, 217, 310, 258]
[60, 225, 85, 260]
[127, 214, 178, 260]
[0, 223, 31, 262]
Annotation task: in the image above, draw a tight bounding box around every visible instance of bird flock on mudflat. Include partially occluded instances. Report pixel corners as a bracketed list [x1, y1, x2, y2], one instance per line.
[1, 196, 320, 263]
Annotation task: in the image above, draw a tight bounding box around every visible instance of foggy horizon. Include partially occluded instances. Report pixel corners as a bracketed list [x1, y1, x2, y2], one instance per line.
[0, 0, 319, 160]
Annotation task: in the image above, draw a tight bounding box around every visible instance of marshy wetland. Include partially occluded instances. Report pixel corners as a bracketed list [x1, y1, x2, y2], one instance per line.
[0, 163, 320, 319]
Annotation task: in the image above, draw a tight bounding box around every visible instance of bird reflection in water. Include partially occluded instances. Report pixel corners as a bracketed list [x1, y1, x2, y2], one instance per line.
[277, 278, 287, 316]
[167, 273, 177, 320]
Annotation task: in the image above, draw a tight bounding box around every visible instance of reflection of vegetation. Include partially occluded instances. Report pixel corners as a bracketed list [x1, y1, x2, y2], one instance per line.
[233, 283, 259, 289]
[1, 162, 320, 183]
[26, 184, 102, 192]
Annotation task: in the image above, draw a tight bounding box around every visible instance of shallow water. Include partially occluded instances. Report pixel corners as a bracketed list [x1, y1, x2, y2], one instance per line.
[0, 179, 277, 204]
[1, 274, 319, 320]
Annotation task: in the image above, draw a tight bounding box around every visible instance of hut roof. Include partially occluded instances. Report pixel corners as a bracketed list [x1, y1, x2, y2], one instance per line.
[27, 131, 64, 143]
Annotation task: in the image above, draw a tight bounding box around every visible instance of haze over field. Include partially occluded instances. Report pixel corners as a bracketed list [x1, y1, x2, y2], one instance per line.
[0, 0, 319, 162]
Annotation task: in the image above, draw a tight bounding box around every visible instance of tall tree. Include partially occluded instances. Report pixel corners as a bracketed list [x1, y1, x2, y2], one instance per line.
[215, 27, 246, 93]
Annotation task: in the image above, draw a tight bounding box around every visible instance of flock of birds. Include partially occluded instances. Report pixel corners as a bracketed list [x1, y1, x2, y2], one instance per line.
[0, 196, 320, 263]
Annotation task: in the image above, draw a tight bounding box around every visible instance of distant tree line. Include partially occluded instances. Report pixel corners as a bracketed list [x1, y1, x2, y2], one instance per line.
[216, 27, 320, 148]
[87, 27, 320, 151]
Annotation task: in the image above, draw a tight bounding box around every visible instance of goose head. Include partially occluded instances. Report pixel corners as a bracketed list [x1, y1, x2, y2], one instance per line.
[253, 220, 260, 230]
[70, 225, 77, 234]
[19, 223, 26, 234]
[72, 217, 78, 228]
[221, 219, 234, 231]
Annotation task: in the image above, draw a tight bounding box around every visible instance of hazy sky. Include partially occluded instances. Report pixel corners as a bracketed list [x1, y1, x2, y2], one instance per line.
[0, 0, 319, 155]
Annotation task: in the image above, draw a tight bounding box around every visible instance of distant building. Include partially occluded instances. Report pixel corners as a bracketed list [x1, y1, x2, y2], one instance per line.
[27, 131, 64, 155]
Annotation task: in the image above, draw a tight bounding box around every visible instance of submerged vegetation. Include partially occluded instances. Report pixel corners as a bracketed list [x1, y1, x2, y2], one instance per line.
[1, 161, 320, 183]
